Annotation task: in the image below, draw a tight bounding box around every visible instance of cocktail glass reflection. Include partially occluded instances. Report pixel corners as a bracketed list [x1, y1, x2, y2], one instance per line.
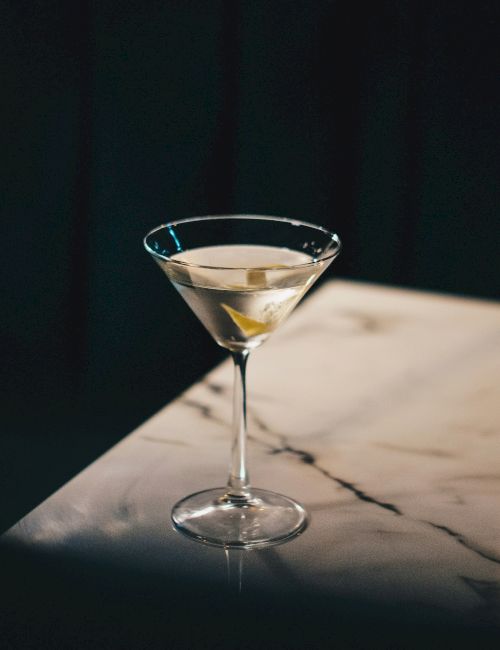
[144, 215, 341, 548]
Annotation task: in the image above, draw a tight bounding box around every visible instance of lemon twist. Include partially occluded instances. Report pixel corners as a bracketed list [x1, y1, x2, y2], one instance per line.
[221, 303, 273, 337]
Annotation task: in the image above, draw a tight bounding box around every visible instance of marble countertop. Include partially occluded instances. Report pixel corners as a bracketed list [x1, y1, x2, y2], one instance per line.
[2, 280, 500, 648]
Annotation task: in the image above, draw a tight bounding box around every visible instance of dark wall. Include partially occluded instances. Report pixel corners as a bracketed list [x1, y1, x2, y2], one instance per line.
[1, 1, 499, 530]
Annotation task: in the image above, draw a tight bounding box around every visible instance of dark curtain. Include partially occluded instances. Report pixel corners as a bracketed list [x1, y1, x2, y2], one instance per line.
[1, 0, 498, 529]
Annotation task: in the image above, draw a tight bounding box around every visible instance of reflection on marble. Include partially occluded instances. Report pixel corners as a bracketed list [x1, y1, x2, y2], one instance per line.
[225, 548, 244, 595]
[3, 281, 500, 630]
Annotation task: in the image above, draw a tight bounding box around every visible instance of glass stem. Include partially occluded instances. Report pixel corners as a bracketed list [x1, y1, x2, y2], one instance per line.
[227, 350, 250, 498]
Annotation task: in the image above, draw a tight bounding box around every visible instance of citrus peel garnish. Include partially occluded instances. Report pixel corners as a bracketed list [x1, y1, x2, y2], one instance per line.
[221, 303, 273, 337]
[246, 265, 289, 289]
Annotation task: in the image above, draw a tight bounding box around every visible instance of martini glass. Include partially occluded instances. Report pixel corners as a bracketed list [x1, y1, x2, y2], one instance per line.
[144, 215, 341, 548]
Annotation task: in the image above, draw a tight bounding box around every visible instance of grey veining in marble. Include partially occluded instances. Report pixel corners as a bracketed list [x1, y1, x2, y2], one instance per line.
[3, 280, 500, 629]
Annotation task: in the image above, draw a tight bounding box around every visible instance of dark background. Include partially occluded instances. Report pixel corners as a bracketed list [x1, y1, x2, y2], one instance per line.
[1, 0, 499, 532]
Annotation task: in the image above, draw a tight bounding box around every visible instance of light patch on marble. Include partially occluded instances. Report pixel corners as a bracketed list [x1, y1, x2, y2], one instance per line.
[3, 281, 500, 623]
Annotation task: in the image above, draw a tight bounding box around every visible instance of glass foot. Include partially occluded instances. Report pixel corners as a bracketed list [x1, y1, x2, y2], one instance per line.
[171, 487, 308, 548]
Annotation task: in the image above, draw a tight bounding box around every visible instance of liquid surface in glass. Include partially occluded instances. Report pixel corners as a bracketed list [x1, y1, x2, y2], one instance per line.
[161, 244, 320, 351]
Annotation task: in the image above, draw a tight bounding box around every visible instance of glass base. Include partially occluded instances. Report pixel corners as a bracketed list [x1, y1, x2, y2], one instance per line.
[171, 487, 308, 549]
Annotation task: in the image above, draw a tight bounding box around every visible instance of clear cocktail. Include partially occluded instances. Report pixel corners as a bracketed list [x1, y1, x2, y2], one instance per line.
[144, 216, 341, 548]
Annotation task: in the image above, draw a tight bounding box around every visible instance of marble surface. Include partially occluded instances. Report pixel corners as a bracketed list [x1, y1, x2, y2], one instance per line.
[2, 280, 500, 646]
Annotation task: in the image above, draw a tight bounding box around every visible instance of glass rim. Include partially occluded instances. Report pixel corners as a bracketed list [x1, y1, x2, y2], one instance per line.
[143, 214, 342, 271]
